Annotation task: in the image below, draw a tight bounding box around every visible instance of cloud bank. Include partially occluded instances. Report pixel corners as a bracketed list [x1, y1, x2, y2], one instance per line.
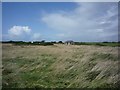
[41, 2, 118, 42]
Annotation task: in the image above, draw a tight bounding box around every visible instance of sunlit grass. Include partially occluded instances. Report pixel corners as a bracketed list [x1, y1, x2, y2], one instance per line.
[2, 44, 119, 88]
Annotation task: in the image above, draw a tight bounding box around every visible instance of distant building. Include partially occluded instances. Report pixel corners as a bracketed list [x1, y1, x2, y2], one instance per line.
[64, 40, 74, 45]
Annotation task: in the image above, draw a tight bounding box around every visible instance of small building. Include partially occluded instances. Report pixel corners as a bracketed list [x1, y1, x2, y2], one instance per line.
[64, 40, 74, 45]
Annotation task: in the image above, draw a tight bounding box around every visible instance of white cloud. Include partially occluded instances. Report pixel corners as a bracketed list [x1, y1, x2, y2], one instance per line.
[8, 26, 31, 37]
[42, 13, 79, 31]
[7, 26, 42, 41]
[41, 2, 118, 41]
[7, 25, 31, 41]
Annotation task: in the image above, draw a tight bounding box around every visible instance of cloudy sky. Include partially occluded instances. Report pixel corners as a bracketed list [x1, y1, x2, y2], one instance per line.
[2, 2, 118, 42]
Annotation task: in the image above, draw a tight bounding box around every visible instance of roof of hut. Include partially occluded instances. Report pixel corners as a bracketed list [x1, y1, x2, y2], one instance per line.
[65, 40, 74, 43]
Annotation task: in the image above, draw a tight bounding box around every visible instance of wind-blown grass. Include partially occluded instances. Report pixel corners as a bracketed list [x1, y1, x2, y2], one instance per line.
[2, 44, 119, 88]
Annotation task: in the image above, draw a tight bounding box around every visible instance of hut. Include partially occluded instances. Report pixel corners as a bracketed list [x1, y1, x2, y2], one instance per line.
[64, 40, 74, 45]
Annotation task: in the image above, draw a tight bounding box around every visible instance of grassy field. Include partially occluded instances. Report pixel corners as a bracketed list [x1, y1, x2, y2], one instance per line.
[2, 43, 120, 88]
[74, 42, 120, 47]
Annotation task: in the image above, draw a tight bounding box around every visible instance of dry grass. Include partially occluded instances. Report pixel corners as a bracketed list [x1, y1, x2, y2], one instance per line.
[2, 43, 119, 88]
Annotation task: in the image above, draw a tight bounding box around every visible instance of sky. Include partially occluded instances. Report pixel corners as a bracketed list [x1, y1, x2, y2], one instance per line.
[2, 2, 118, 42]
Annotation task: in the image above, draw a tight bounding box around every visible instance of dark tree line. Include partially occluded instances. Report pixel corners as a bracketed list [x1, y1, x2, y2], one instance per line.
[1, 40, 65, 46]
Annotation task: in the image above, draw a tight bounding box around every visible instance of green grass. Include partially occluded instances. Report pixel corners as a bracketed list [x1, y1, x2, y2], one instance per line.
[85, 71, 101, 81]
[90, 52, 118, 61]
[3, 54, 57, 88]
[2, 44, 119, 88]
[3, 56, 96, 88]
[3, 53, 118, 88]
[74, 42, 120, 47]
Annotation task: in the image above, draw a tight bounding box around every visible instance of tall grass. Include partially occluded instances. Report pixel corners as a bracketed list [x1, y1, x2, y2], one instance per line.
[2, 44, 119, 88]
